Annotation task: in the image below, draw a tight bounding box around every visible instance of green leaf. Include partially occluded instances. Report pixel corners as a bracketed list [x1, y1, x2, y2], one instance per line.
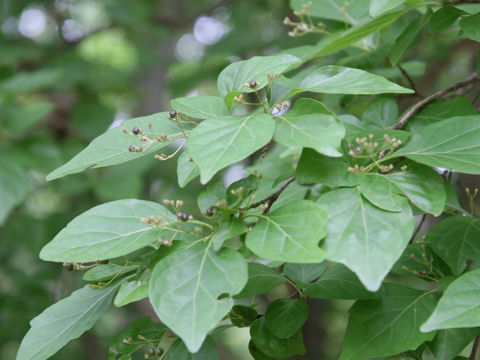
[188, 114, 275, 184]
[358, 174, 405, 212]
[114, 277, 149, 307]
[47, 112, 191, 180]
[427, 216, 480, 275]
[149, 242, 247, 352]
[0, 157, 30, 225]
[361, 97, 399, 129]
[370, 0, 406, 17]
[421, 268, 480, 332]
[386, 163, 446, 216]
[460, 14, 480, 42]
[171, 96, 228, 119]
[296, 149, 360, 187]
[177, 150, 200, 188]
[230, 305, 258, 327]
[445, 182, 465, 213]
[246, 200, 327, 263]
[249, 341, 275, 360]
[430, 328, 480, 360]
[250, 317, 306, 358]
[83, 263, 138, 282]
[273, 98, 345, 157]
[109, 317, 166, 360]
[283, 262, 327, 284]
[429, 6, 466, 33]
[217, 54, 300, 109]
[265, 299, 309, 339]
[390, 11, 431, 66]
[315, 10, 411, 57]
[296, 66, 413, 95]
[392, 116, 480, 174]
[234, 262, 286, 298]
[17, 284, 119, 360]
[197, 182, 225, 213]
[211, 218, 246, 251]
[226, 175, 260, 207]
[166, 337, 219, 360]
[291, 0, 370, 24]
[40, 199, 176, 262]
[340, 284, 437, 360]
[407, 97, 478, 132]
[304, 264, 383, 300]
[317, 187, 414, 291]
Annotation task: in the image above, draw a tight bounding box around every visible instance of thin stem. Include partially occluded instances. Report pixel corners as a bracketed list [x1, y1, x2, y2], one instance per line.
[397, 63, 422, 97]
[410, 214, 426, 244]
[239, 177, 295, 214]
[390, 72, 480, 130]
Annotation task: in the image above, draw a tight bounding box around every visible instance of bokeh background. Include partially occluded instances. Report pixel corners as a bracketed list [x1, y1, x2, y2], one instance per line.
[1, 0, 479, 359]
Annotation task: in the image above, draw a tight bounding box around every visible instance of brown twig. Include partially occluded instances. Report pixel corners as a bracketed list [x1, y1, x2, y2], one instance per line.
[390, 72, 480, 130]
[397, 63, 422, 97]
[240, 177, 296, 214]
[470, 335, 480, 360]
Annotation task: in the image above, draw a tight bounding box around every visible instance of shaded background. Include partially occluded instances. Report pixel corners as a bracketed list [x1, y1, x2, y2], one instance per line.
[0, 0, 479, 359]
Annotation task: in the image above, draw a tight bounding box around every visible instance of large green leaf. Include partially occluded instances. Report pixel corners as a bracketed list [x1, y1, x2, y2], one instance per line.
[392, 116, 480, 174]
[340, 284, 437, 360]
[149, 242, 247, 352]
[427, 216, 480, 275]
[460, 14, 480, 42]
[304, 263, 382, 300]
[109, 317, 166, 360]
[291, 0, 370, 24]
[245, 200, 327, 263]
[188, 114, 275, 184]
[40, 199, 175, 262]
[296, 149, 359, 187]
[429, 328, 480, 360]
[47, 112, 191, 180]
[385, 163, 446, 216]
[273, 98, 344, 157]
[315, 10, 411, 57]
[265, 299, 309, 339]
[166, 337, 219, 360]
[358, 174, 405, 212]
[296, 66, 413, 95]
[370, 0, 406, 17]
[421, 268, 480, 332]
[234, 262, 286, 298]
[217, 54, 300, 109]
[17, 284, 119, 360]
[171, 96, 228, 119]
[361, 97, 399, 129]
[317, 188, 414, 291]
[0, 157, 30, 225]
[407, 97, 478, 132]
[429, 6, 466, 33]
[390, 11, 431, 66]
[250, 317, 306, 358]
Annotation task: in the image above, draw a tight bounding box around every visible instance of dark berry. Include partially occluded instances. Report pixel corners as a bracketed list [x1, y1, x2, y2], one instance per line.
[132, 127, 140, 135]
[169, 110, 177, 119]
[63, 262, 73, 271]
[206, 207, 214, 216]
[249, 80, 257, 88]
[177, 212, 189, 221]
[155, 349, 164, 356]
[419, 269, 428, 276]
[466, 259, 474, 265]
[128, 145, 136, 152]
